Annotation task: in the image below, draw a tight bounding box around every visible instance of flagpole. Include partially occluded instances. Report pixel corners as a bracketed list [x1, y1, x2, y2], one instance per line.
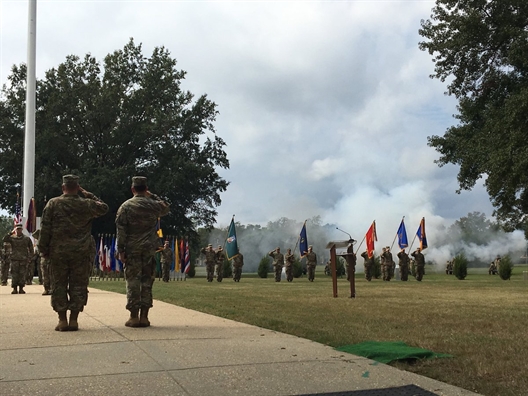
[354, 235, 366, 255]
[390, 216, 405, 251]
[292, 220, 306, 255]
[23, 0, 37, 218]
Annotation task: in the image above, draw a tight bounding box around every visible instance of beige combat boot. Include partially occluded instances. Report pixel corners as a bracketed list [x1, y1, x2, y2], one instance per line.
[69, 310, 80, 331]
[125, 309, 140, 327]
[55, 311, 69, 332]
[139, 308, 150, 328]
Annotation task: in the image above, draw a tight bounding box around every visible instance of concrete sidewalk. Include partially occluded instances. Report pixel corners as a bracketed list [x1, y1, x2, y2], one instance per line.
[0, 284, 479, 396]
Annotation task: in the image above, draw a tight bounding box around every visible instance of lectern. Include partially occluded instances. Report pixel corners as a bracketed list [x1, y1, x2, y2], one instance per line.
[326, 239, 356, 298]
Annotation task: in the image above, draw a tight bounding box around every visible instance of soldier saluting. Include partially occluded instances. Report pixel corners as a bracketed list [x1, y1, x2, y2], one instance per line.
[269, 247, 284, 282]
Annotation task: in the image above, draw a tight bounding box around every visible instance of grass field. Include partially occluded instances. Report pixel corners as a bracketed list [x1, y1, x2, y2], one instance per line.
[90, 265, 528, 396]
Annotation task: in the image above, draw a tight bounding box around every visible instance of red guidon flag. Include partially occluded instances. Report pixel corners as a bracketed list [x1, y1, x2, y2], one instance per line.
[365, 221, 377, 259]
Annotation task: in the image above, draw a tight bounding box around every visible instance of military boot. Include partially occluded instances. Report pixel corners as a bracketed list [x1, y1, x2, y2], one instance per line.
[11, 287, 18, 294]
[139, 308, 150, 327]
[18, 285, 26, 294]
[55, 311, 69, 332]
[69, 310, 80, 331]
[125, 309, 140, 327]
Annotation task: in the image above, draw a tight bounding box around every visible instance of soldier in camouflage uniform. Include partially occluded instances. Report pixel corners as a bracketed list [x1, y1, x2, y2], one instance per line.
[215, 245, 224, 282]
[304, 245, 317, 282]
[161, 240, 173, 282]
[39, 175, 108, 331]
[360, 250, 373, 281]
[411, 248, 425, 281]
[269, 247, 284, 282]
[397, 249, 410, 281]
[26, 240, 40, 285]
[380, 247, 393, 281]
[232, 251, 244, 282]
[201, 244, 216, 282]
[116, 176, 169, 328]
[3, 224, 33, 294]
[1, 241, 12, 286]
[284, 248, 295, 282]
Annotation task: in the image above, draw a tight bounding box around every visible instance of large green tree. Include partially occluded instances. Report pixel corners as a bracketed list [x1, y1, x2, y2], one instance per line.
[419, 0, 528, 237]
[0, 39, 229, 236]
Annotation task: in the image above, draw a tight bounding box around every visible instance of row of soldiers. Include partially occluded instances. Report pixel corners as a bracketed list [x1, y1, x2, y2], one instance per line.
[357, 247, 425, 282]
[268, 246, 317, 282]
[200, 243, 245, 282]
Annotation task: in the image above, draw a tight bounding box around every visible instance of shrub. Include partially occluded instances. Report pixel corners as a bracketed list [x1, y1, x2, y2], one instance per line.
[292, 258, 303, 278]
[453, 253, 468, 280]
[223, 257, 232, 278]
[499, 255, 513, 280]
[258, 256, 271, 278]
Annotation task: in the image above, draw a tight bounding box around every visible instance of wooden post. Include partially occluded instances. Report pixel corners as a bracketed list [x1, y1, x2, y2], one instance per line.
[330, 244, 338, 298]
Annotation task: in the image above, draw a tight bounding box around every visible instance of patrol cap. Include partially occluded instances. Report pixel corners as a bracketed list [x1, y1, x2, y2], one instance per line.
[62, 174, 79, 187]
[132, 176, 147, 187]
[15, 223, 23, 229]
[207, 244, 212, 247]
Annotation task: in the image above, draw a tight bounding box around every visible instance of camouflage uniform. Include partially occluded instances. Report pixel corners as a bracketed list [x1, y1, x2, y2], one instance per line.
[201, 245, 216, 282]
[215, 246, 224, 282]
[397, 250, 410, 281]
[305, 247, 317, 282]
[446, 260, 453, 275]
[39, 176, 108, 325]
[161, 243, 173, 282]
[381, 248, 393, 281]
[116, 176, 169, 328]
[3, 226, 33, 293]
[269, 249, 284, 282]
[27, 244, 40, 285]
[344, 244, 356, 282]
[488, 261, 498, 275]
[284, 249, 295, 282]
[1, 242, 12, 286]
[232, 253, 244, 282]
[360, 251, 373, 281]
[411, 249, 425, 281]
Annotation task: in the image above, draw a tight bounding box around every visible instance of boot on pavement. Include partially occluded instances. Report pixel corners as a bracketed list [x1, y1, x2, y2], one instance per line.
[11, 287, 18, 294]
[55, 311, 69, 332]
[125, 309, 140, 327]
[18, 286, 26, 294]
[139, 308, 150, 328]
[69, 310, 80, 331]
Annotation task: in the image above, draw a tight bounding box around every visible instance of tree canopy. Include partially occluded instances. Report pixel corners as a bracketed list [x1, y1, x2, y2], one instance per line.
[0, 39, 229, 236]
[419, 0, 528, 237]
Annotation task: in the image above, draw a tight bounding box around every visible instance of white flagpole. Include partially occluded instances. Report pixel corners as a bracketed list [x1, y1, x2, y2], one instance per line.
[23, 0, 37, 217]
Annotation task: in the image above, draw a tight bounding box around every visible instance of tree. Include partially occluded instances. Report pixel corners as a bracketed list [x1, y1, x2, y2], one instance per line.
[0, 216, 13, 237]
[0, 39, 229, 236]
[419, 1, 528, 237]
[258, 256, 270, 278]
[447, 211, 500, 246]
[453, 253, 468, 280]
[498, 255, 513, 280]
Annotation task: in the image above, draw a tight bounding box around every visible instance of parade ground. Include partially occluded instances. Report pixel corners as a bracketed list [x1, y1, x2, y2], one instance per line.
[0, 282, 481, 396]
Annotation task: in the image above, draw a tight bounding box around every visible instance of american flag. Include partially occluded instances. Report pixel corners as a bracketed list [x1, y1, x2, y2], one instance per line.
[14, 192, 22, 227]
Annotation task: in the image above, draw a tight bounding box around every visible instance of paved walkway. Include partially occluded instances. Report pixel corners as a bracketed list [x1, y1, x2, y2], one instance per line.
[0, 283, 479, 396]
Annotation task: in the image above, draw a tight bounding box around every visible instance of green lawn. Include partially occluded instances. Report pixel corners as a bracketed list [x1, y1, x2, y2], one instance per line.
[90, 265, 528, 396]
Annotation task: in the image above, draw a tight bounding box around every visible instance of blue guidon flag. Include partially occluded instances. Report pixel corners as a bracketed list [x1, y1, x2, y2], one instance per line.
[416, 217, 428, 250]
[225, 218, 239, 260]
[397, 219, 408, 249]
[299, 222, 308, 258]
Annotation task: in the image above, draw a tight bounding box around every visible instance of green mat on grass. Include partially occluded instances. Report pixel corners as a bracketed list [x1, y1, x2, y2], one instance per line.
[335, 341, 453, 364]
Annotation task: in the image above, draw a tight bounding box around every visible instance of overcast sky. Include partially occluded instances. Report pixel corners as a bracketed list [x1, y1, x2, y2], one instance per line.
[1, 0, 504, 246]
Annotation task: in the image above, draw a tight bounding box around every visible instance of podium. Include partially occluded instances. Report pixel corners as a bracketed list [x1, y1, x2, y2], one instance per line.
[326, 240, 356, 298]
